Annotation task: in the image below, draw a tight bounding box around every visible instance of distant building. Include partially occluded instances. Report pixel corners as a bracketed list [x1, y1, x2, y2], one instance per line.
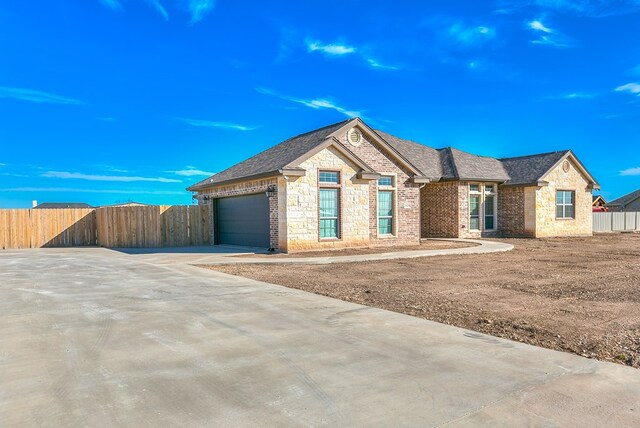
[34, 202, 93, 209]
[98, 202, 153, 207]
[607, 189, 640, 212]
[592, 195, 608, 212]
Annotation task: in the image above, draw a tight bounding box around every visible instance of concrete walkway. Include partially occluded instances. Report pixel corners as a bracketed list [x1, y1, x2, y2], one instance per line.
[1, 247, 639, 427]
[111, 238, 514, 265]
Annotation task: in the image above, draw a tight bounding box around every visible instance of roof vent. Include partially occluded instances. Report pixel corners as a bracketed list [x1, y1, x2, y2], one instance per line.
[562, 160, 571, 173]
[347, 128, 362, 146]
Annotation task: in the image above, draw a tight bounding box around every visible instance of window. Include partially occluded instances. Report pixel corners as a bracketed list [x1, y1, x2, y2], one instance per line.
[378, 191, 393, 234]
[319, 171, 339, 184]
[378, 175, 393, 186]
[377, 174, 395, 235]
[469, 183, 497, 231]
[484, 186, 496, 230]
[319, 171, 340, 239]
[556, 190, 575, 219]
[319, 189, 339, 238]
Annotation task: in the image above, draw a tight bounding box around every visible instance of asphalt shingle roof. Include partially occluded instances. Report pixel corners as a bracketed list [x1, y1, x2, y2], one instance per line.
[188, 118, 589, 190]
[608, 189, 640, 207]
[374, 130, 443, 178]
[34, 203, 93, 209]
[188, 119, 350, 190]
[499, 151, 569, 185]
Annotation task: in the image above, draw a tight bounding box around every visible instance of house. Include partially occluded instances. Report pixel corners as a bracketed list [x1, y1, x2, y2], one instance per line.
[607, 189, 640, 212]
[187, 118, 599, 252]
[33, 202, 93, 209]
[592, 195, 608, 212]
[98, 202, 153, 207]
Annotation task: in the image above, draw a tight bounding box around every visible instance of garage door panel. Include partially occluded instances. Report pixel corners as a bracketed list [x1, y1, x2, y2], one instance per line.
[217, 194, 270, 248]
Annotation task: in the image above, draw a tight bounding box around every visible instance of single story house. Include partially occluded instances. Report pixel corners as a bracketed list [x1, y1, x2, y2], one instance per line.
[592, 195, 608, 212]
[188, 118, 599, 252]
[607, 189, 640, 212]
[33, 202, 93, 209]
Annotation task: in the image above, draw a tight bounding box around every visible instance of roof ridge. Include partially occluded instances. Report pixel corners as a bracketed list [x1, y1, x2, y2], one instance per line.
[499, 149, 570, 161]
[281, 118, 353, 143]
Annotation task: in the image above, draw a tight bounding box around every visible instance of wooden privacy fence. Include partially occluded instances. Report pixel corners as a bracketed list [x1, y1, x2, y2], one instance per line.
[0, 208, 96, 249]
[0, 205, 211, 249]
[593, 212, 640, 233]
[96, 205, 211, 248]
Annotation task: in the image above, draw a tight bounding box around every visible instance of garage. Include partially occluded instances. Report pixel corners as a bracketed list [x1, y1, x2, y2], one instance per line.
[215, 193, 270, 248]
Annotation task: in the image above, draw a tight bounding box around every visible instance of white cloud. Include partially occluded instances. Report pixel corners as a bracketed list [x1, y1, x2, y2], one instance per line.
[306, 40, 356, 56]
[447, 22, 496, 47]
[168, 166, 214, 177]
[2, 187, 186, 195]
[615, 82, 640, 95]
[532, 0, 640, 17]
[528, 20, 553, 33]
[620, 167, 640, 176]
[365, 58, 399, 70]
[0, 87, 84, 105]
[100, 0, 122, 10]
[41, 171, 181, 183]
[256, 87, 361, 118]
[146, 0, 169, 20]
[179, 118, 258, 131]
[189, 0, 215, 23]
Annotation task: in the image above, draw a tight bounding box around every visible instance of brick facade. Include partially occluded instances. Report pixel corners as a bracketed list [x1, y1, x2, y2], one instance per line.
[338, 130, 421, 245]
[420, 181, 459, 238]
[497, 186, 530, 237]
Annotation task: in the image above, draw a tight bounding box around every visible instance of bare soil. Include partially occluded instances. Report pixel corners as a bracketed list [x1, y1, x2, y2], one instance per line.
[234, 240, 478, 258]
[204, 233, 640, 368]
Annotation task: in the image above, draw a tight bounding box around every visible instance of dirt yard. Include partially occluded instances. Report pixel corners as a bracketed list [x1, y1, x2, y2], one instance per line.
[235, 239, 477, 258]
[205, 233, 640, 368]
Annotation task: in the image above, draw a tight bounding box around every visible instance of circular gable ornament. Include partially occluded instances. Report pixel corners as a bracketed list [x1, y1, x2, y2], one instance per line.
[347, 128, 362, 146]
[562, 160, 571, 173]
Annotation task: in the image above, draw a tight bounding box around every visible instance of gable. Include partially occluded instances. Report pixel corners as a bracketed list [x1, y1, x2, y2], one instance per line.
[539, 153, 599, 189]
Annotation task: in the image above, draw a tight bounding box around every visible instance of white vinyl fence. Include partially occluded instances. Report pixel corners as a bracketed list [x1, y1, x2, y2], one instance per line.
[593, 212, 640, 232]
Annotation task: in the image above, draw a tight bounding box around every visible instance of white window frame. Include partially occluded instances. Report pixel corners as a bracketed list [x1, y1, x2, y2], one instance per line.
[377, 174, 396, 237]
[468, 183, 498, 232]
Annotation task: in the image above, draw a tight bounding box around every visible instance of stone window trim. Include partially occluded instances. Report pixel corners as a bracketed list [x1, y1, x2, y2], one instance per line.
[317, 169, 343, 241]
[556, 189, 576, 220]
[468, 182, 498, 232]
[377, 173, 397, 238]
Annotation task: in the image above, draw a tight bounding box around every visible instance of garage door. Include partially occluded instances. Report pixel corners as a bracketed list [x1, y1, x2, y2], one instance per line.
[216, 193, 270, 248]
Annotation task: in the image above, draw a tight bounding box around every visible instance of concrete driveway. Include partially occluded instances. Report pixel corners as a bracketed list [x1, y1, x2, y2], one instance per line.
[1, 247, 639, 427]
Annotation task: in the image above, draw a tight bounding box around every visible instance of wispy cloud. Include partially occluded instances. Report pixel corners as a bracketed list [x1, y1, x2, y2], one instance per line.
[447, 22, 496, 47]
[96, 117, 117, 122]
[178, 118, 258, 131]
[631, 65, 640, 76]
[545, 92, 596, 100]
[620, 167, 640, 176]
[188, 0, 215, 23]
[531, 0, 640, 17]
[100, 0, 122, 10]
[256, 87, 362, 118]
[528, 20, 552, 33]
[615, 82, 640, 96]
[304, 38, 400, 70]
[306, 40, 356, 56]
[527, 19, 573, 47]
[1, 187, 186, 195]
[365, 58, 399, 70]
[41, 171, 181, 183]
[167, 166, 214, 177]
[0, 87, 84, 105]
[146, 0, 169, 20]
[99, 0, 215, 23]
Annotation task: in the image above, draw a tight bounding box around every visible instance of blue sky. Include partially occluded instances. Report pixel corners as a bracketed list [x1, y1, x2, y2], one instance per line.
[1, 0, 639, 207]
